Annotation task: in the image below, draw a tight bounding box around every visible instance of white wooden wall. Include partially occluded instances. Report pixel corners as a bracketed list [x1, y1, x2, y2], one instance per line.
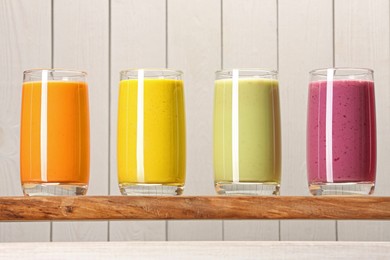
[0, 0, 389, 242]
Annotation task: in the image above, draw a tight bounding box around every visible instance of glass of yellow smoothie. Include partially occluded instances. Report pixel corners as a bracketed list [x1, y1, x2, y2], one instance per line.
[117, 69, 186, 195]
[214, 69, 281, 195]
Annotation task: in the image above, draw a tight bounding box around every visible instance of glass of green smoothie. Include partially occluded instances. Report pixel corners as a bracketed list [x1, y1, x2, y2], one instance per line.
[213, 69, 281, 195]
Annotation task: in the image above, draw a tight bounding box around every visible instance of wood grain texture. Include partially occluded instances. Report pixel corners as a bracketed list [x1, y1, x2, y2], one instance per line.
[222, 0, 279, 241]
[334, 0, 390, 241]
[0, 196, 390, 221]
[278, 0, 336, 241]
[0, 0, 51, 242]
[109, 0, 167, 241]
[1, 241, 390, 259]
[167, 0, 222, 241]
[52, 0, 109, 242]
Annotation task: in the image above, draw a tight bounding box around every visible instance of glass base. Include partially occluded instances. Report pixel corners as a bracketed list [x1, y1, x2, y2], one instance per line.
[22, 183, 88, 196]
[215, 182, 280, 195]
[119, 183, 184, 196]
[309, 182, 375, 195]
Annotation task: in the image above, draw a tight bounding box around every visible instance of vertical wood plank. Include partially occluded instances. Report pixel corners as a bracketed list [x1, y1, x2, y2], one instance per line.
[167, 0, 223, 241]
[52, 0, 109, 241]
[223, 0, 277, 69]
[0, 0, 51, 242]
[335, 0, 390, 241]
[224, 220, 279, 241]
[109, 0, 166, 241]
[222, 0, 279, 241]
[279, 0, 336, 240]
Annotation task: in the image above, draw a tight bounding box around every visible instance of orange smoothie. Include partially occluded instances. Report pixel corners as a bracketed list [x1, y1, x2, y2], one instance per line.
[117, 79, 186, 187]
[20, 81, 90, 185]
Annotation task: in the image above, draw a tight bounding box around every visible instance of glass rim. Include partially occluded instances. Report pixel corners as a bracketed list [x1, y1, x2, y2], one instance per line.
[120, 68, 183, 77]
[23, 68, 87, 76]
[309, 67, 374, 76]
[215, 68, 278, 76]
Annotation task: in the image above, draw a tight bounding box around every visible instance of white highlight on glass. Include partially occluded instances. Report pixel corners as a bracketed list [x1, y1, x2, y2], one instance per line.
[232, 69, 240, 183]
[326, 68, 334, 183]
[137, 69, 145, 182]
[40, 70, 48, 182]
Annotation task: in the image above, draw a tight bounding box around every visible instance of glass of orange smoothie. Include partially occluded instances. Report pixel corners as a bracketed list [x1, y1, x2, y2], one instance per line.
[117, 69, 186, 195]
[20, 69, 90, 196]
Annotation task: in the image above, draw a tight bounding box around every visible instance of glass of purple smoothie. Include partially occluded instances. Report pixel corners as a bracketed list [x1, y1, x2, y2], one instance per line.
[307, 68, 376, 195]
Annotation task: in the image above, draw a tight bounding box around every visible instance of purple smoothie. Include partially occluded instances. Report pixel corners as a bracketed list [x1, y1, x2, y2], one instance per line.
[307, 80, 376, 183]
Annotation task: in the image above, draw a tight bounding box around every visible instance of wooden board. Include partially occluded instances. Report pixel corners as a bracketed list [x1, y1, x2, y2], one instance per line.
[0, 196, 390, 221]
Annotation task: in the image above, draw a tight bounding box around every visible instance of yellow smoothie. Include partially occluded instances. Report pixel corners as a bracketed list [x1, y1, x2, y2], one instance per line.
[214, 78, 281, 184]
[117, 79, 186, 187]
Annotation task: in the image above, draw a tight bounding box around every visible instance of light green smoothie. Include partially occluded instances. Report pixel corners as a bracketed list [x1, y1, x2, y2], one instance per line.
[213, 78, 281, 184]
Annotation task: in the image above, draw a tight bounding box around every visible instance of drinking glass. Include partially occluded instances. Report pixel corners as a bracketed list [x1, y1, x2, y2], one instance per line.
[117, 69, 186, 195]
[213, 69, 281, 195]
[20, 69, 90, 196]
[307, 68, 376, 195]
